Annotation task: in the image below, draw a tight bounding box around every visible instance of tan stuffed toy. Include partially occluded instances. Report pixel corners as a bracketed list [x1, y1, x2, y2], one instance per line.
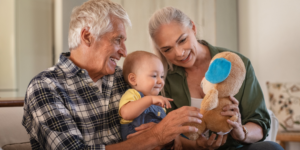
[184, 52, 246, 140]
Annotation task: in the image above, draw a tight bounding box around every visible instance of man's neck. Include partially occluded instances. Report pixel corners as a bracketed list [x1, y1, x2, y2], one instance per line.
[69, 48, 104, 82]
[69, 48, 85, 70]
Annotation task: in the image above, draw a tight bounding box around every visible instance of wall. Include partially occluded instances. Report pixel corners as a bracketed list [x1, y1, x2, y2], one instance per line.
[215, 0, 238, 52]
[15, 0, 53, 97]
[238, 0, 300, 149]
[0, 0, 16, 97]
[0, 0, 53, 97]
[114, 0, 206, 67]
[55, 0, 86, 62]
[55, 0, 222, 67]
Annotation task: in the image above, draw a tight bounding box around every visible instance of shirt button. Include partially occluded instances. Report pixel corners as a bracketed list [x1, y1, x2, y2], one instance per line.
[81, 70, 85, 73]
[89, 83, 93, 86]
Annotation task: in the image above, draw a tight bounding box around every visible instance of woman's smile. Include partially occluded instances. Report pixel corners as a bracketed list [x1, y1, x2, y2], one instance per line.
[180, 51, 192, 63]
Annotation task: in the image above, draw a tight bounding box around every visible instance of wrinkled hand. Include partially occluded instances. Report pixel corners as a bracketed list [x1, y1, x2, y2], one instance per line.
[151, 106, 203, 146]
[127, 122, 157, 139]
[173, 136, 182, 150]
[221, 96, 245, 141]
[196, 133, 227, 150]
[151, 96, 173, 109]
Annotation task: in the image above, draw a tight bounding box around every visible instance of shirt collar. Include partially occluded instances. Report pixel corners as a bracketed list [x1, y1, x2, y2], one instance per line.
[57, 52, 84, 78]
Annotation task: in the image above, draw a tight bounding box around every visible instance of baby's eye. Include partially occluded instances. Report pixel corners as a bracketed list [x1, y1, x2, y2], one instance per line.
[152, 75, 157, 78]
[161, 76, 164, 79]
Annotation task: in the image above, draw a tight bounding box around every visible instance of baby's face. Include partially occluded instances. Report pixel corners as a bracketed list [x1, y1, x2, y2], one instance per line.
[134, 57, 164, 96]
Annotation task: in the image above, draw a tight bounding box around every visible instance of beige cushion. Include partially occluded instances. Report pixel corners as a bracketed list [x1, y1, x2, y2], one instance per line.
[2, 142, 31, 150]
[267, 82, 300, 131]
[0, 107, 30, 148]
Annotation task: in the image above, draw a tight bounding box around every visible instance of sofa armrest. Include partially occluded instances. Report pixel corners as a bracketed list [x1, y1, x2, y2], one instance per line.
[0, 98, 30, 149]
[0, 97, 24, 107]
[264, 109, 279, 142]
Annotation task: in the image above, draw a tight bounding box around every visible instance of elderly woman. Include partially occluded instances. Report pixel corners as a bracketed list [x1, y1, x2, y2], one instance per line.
[148, 7, 283, 150]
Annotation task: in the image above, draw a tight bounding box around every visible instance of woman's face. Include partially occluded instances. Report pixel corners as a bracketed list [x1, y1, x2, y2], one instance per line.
[153, 21, 199, 68]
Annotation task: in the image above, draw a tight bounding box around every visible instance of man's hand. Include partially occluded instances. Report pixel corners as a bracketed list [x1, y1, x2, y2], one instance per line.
[151, 96, 173, 109]
[150, 106, 203, 146]
[127, 122, 157, 139]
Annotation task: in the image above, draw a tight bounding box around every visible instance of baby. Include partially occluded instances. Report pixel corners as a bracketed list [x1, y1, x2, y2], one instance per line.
[119, 51, 181, 150]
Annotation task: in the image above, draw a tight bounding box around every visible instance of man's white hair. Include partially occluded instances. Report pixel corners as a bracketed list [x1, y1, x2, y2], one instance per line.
[68, 0, 131, 50]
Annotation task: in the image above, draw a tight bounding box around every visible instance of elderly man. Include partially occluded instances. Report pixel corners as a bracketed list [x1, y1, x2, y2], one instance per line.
[22, 0, 224, 149]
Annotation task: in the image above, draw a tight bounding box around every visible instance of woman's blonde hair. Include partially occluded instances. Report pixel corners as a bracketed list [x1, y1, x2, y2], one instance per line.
[148, 7, 193, 96]
[148, 6, 193, 72]
[68, 0, 131, 50]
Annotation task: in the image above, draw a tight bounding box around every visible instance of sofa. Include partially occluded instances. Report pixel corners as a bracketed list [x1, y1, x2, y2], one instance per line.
[0, 98, 30, 150]
[0, 98, 278, 150]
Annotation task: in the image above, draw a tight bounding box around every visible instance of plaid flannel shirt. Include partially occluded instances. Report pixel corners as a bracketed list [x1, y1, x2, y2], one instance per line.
[22, 52, 128, 150]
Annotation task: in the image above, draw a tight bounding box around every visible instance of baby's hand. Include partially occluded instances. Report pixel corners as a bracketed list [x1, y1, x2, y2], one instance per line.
[151, 96, 173, 109]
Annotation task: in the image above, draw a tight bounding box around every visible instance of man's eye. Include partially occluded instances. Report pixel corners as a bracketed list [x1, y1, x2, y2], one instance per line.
[115, 38, 121, 44]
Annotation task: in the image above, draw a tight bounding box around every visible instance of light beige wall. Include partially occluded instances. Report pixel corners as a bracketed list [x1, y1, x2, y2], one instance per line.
[56, 0, 209, 67]
[15, 0, 53, 96]
[112, 0, 212, 67]
[0, 0, 53, 97]
[216, 0, 238, 51]
[0, 0, 17, 97]
[238, 0, 300, 108]
[239, 2, 300, 149]
[117, 0, 204, 67]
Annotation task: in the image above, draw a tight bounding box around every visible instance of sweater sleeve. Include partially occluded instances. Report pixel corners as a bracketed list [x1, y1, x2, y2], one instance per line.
[164, 77, 178, 114]
[235, 60, 271, 141]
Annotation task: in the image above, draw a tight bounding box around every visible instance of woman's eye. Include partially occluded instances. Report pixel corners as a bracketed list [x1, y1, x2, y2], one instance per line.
[161, 76, 164, 79]
[179, 38, 186, 43]
[164, 48, 170, 52]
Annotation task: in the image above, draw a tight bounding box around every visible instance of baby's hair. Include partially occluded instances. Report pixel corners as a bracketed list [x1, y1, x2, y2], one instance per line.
[123, 51, 160, 85]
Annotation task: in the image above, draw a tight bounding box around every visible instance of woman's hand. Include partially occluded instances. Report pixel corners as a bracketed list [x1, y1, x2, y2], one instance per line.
[196, 133, 227, 150]
[221, 96, 245, 141]
[151, 96, 173, 109]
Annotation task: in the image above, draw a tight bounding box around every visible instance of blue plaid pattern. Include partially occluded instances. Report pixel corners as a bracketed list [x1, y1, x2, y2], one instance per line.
[22, 52, 128, 150]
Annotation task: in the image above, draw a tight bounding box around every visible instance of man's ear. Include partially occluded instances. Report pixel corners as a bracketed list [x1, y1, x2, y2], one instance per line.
[81, 27, 93, 47]
[128, 73, 137, 86]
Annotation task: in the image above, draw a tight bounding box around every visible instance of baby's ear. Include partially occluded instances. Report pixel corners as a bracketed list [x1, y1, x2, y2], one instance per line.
[128, 73, 137, 86]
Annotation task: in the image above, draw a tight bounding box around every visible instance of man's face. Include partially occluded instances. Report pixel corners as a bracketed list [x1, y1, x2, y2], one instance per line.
[87, 17, 127, 77]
